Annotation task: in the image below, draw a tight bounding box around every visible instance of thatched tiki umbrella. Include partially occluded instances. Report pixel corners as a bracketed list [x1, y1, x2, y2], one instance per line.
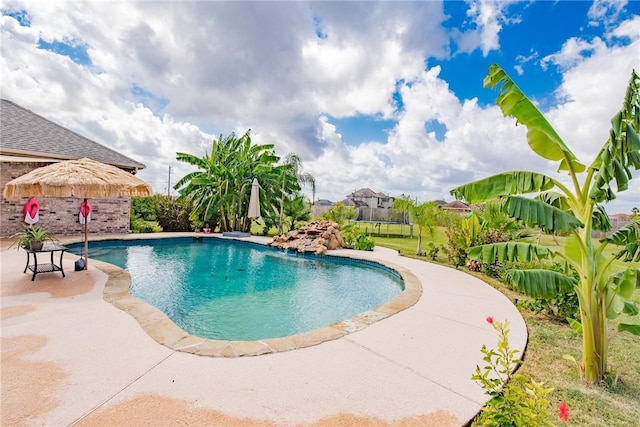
[3, 158, 153, 269]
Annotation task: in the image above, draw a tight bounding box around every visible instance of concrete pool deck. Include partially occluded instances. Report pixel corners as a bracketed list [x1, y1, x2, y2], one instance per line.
[1, 233, 527, 426]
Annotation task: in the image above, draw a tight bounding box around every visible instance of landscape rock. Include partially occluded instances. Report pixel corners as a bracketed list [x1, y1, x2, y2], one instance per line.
[269, 220, 344, 254]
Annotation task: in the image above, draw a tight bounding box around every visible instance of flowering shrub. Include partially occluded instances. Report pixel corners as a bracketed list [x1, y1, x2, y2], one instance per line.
[472, 317, 570, 426]
[558, 401, 570, 422]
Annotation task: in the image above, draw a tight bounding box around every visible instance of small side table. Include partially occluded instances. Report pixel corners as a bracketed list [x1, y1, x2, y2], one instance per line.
[23, 244, 68, 281]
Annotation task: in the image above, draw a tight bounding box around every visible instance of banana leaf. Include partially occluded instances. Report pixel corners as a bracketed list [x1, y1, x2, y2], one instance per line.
[484, 64, 586, 174]
[589, 71, 640, 202]
[504, 196, 583, 233]
[468, 242, 555, 263]
[602, 220, 640, 262]
[506, 269, 577, 298]
[450, 171, 555, 204]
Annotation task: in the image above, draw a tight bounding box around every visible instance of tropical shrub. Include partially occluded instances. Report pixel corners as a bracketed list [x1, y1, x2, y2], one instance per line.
[472, 317, 558, 426]
[452, 64, 640, 383]
[343, 229, 375, 251]
[130, 217, 161, 233]
[151, 194, 192, 232]
[131, 196, 156, 221]
[444, 212, 482, 268]
[321, 202, 356, 226]
[426, 242, 440, 260]
[322, 203, 374, 250]
[175, 131, 311, 234]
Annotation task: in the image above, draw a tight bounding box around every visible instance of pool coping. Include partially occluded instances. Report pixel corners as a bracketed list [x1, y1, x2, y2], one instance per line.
[92, 234, 422, 357]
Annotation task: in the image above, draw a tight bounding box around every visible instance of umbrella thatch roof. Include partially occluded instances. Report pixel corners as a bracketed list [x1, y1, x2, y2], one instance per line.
[3, 158, 153, 199]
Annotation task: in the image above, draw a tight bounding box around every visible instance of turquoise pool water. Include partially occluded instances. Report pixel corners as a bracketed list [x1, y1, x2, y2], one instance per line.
[68, 238, 403, 341]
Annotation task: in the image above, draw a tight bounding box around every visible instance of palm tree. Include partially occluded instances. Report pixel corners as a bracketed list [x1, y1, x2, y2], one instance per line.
[392, 196, 440, 255]
[284, 194, 311, 232]
[277, 153, 315, 235]
[174, 130, 280, 233]
[450, 64, 640, 384]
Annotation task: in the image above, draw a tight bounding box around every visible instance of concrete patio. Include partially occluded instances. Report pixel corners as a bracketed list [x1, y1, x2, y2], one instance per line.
[1, 233, 527, 426]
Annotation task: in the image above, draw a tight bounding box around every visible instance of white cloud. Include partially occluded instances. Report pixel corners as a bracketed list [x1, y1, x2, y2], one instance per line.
[1, 1, 638, 213]
[588, 0, 628, 28]
[454, 0, 521, 56]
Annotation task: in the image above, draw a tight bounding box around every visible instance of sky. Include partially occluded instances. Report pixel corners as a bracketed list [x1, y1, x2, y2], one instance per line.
[1, 0, 639, 215]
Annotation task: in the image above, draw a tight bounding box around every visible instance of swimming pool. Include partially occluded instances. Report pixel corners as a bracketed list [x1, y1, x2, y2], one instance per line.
[68, 237, 404, 341]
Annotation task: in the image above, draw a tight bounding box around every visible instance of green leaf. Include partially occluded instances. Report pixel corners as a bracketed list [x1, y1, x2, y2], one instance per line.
[450, 171, 555, 204]
[562, 353, 578, 365]
[505, 196, 583, 233]
[623, 301, 639, 316]
[611, 269, 639, 298]
[606, 290, 625, 319]
[591, 204, 612, 232]
[506, 269, 577, 298]
[468, 242, 554, 262]
[567, 317, 583, 334]
[484, 63, 586, 173]
[535, 191, 570, 210]
[603, 221, 640, 262]
[588, 70, 640, 202]
[563, 234, 584, 267]
[618, 323, 640, 336]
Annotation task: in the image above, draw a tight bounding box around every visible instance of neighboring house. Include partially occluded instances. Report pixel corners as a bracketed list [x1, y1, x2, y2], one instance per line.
[311, 199, 335, 218]
[0, 99, 147, 237]
[440, 200, 471, 215]
[343, 188, 395, 221]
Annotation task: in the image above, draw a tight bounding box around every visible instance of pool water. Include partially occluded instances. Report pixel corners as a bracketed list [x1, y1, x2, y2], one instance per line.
[69, 238, 403, 341]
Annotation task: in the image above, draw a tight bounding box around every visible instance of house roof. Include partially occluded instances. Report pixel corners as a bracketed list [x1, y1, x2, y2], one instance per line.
[441, 200, 471, 210]
[347, 188, 389, 199]
[313, 199, 335, 206]
[340, 198, 369, 207]
[0, 99, 145, 172]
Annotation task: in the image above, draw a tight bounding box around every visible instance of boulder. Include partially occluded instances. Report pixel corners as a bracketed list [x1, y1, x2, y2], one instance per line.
[268, 220, 344, 254]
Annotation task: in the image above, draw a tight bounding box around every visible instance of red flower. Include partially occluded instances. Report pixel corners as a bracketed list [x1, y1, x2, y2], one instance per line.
[558, 400, 570, 422]
[486, 316, 494, 324]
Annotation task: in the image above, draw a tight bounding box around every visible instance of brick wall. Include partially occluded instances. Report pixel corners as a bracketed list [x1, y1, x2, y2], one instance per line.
[1, 161, 131, 238]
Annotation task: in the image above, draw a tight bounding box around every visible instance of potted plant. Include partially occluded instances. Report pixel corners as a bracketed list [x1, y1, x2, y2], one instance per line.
[191, 220, 204, 233]
[11, 225, 58, 251]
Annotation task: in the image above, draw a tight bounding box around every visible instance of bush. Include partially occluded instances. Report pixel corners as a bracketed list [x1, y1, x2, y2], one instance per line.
[472, 317, 557, 426]
[131, 196, 156, 221]
[426, 242, 440, 260]
[130, 217, 161, 233]
[151, 195, 192, 232]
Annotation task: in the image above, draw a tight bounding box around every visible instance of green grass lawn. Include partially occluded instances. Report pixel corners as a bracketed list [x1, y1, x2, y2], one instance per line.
[375, 231, 640, 426]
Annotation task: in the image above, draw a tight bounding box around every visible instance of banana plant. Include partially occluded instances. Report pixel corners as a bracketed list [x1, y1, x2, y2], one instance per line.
[450, 64, 640, 384]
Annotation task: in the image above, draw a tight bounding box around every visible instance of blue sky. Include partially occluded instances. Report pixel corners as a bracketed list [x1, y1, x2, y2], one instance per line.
[1, 0, 639, 213]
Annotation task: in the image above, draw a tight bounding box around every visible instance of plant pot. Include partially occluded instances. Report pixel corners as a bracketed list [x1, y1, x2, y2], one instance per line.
[29, 240, 44, 251]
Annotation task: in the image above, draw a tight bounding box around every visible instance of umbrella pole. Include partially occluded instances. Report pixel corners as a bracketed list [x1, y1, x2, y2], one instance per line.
[83, 198, 88, 270]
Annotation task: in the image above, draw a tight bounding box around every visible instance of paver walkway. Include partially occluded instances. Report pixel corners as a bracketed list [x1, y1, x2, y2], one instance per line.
[1, 233, 527, 426]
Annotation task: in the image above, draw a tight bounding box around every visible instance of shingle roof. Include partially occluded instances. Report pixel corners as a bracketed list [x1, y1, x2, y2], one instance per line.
[348, 188, 389, 199]
[441, 200, 470, 210]
[0, 99, 145, 172]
